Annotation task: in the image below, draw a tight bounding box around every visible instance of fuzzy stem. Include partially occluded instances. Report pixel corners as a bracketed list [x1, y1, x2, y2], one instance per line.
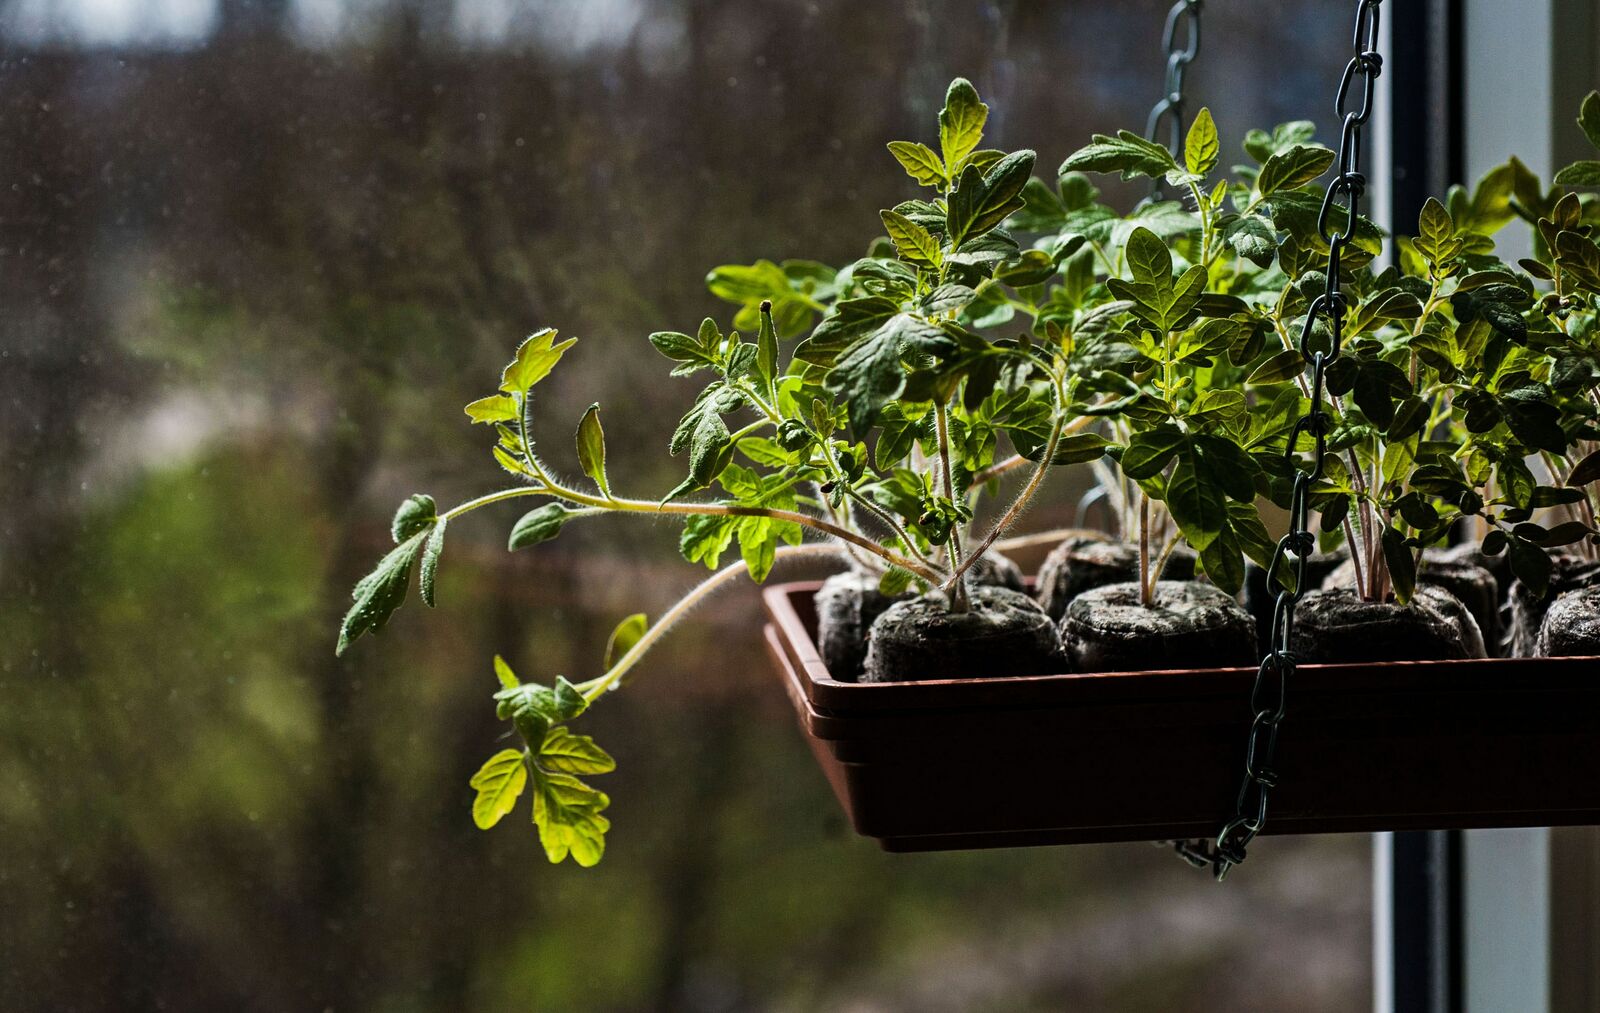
[943, 362, 1070, 592]
[1139, 494, 1152, 606]
[934, 400, 970, 613]
[578, 543, 841, 700]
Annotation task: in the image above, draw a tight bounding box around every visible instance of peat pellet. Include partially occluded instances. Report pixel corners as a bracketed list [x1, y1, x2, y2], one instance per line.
[1535, 586, 1600, 656]
[1320, 553, 1500, 653]
[965, 550, 1026, 592]
[814, 571, 905, 681]
[1435, 542, 1510, 601]
[861, 585, 1064, 683]
[1506, 556, 1600, 658]
[1290, 587, 1486, 663]
[1061, 580, 1256, 673]
[1243, 550, 1347, 649]
[1036, 535, 1197, 620]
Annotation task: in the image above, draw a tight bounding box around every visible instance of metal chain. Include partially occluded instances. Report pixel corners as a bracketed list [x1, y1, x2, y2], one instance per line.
[1144, 0, 1202, 197]
[1172, 0, 1383, 881]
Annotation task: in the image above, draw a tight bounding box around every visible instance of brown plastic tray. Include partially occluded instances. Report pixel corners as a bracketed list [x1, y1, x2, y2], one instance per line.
[761, 580, 1600, 852]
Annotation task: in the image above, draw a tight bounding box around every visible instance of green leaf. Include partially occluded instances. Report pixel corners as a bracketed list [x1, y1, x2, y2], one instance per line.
[464, 394, 520, 424]
[887, 140, 947, 188]
[420, 517, 447, 608]
[794, 296, 901, 367]
[470, 749, 528, 830]
[1580, 91, 1600, 152]
[938, 78, 988, 174]
[1556, 231, 1600, 291]
[391, 493, 437, 543]
[737, 517, 779, 582]
[1508, 538, 1552, 598]
[508, 503, 571, 550]
[575, 403, 609, 496]
[1554, 161, 1600, 186]
[1121, 426, 1185, 479]
[1223, 214, 1278, 268]
[1165, 450, 1227, 550]
[500, 328, 577, 395]
[538, 726, 616, 776]
[493, 654, 520, 690]
[880, 209, 943, 270]
[669, 385, 742, 493]
[756, 301, 779, 388]
[1199, 529, 1245, 596]
[1381, 526, 1415, 604]
[1185, 107, 1219, 176]
[946, 150, 1036, 248]
[336, 532, 427, 655]
[824, 314, 955, 435]
[680, 514, 736, 569]
[530, 768, 610, 867]
[1256, 145, 1335, 196]
[1417, 197, 1455, 262]
[1247, 348, 1307, 385]
[648, 330, 719, 372]
[1568, 448, 1600, 486]
[1059, 130, 1179, 182]
[706, 260, 788, 305]
[603, 613, 647, 670]
[879, 567, 915, 596]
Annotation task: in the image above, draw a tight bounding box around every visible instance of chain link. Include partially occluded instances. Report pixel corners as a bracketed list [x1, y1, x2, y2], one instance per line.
[1171, 0, 1382, 881]
[1143, 0, 1202, 197]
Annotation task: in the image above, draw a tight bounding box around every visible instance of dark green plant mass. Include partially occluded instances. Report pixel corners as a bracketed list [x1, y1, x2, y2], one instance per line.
[336, 80, 1600, 864]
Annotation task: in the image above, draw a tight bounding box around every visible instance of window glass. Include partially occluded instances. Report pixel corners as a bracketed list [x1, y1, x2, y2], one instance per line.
[2, 2, 1369, 1008]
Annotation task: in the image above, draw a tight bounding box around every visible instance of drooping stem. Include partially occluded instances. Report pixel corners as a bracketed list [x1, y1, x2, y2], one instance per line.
[934, 399, 970, 613]
[442, 479, 942, 582]
[577, 543, 842, 701]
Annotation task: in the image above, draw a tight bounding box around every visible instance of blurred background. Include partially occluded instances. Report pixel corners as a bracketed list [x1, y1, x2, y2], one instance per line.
[2, 1, 1372, 1009]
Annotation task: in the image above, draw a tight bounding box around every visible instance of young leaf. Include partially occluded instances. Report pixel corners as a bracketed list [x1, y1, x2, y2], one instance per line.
[336, 533, 427, 655]
[602, 613, 648, 670]
[1185, 107, 1219, 176]
[1553, 161, 1600, 186]
[756, 301, 779, 389]
[938, 78, 988, 174]
[392, 493, 437, 542]
[1380, 526, 1415, 604]
[539, 727, 616, 776]
[946, 150, 1036, 248]
[420, 517, 447, 607]
[575, 403, 609, 496]
[508, 503, 570, 550]
[493, 654, 520, 690]
[1580, 90, 1600, 152]
[887, 140, 947, 188]
[1059, 131, 1179, 182]
[501, 329, 577, 395]
[880, 209, 943, 270]
[1256, 145, 1335, 196]
[470, 749, 528, 830]
[530, 768, 611, 867]
[465, 394, 520, 424]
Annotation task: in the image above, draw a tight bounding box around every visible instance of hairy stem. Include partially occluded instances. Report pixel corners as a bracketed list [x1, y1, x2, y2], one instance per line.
[934, 400, 970, 612]
[944, 362, 1069, 592]
[1139, 494, 1152, 606]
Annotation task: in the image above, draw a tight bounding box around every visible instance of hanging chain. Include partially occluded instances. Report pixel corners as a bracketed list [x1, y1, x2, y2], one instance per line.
[1172, 0, 1383, 881]
[1144, 0, 1202, 197]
